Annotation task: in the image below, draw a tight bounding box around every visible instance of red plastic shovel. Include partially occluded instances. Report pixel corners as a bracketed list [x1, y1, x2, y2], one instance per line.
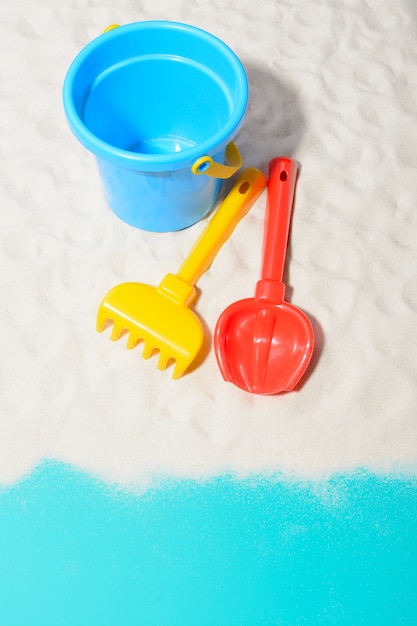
[214, 157, 314, 394]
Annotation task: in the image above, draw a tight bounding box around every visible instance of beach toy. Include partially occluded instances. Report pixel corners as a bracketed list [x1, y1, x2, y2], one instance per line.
[63, 21, 248, 232]
[214, 157, 314, 394]
[97, 168, 266, 378]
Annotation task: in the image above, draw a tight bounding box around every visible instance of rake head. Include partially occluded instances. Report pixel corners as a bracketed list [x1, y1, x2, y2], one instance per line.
[96, 280, 205, 379]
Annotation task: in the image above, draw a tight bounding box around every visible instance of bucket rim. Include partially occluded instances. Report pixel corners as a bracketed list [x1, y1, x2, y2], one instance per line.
[63, 20, 249, 173]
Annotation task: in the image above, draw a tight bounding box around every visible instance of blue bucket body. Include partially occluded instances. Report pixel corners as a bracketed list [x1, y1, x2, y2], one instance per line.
[96, 147, 224, 232]
[63, 21, 248, 231]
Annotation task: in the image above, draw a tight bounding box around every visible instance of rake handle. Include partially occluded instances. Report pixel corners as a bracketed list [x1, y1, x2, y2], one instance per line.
[177, 168, 267, 286]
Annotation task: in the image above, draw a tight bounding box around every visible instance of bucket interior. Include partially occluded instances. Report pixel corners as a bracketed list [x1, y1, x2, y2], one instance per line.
[67, 23, 248, 166]
[83, 58, 232, 154]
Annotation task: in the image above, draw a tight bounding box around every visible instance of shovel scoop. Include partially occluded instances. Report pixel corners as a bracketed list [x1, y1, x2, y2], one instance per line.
[214, 157, 314, 394]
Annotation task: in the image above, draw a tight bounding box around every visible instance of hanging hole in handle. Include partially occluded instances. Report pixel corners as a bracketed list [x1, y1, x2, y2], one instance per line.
[238, 181, 250, 194]
[280, 171, 288, 182]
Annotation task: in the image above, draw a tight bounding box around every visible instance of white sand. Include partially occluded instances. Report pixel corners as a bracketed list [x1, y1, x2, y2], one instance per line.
[1, 0, 416, 487]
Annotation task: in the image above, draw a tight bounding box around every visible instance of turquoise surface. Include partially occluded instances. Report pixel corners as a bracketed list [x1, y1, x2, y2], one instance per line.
[0, 461, 416, 625]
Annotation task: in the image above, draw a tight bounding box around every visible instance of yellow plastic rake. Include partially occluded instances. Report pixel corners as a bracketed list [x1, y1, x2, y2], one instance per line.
[97, 168, 266, 378]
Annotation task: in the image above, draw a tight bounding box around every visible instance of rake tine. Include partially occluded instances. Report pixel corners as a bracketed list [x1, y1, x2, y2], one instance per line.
[110, 323, 125, 342]
[142, 342, 156, 360]
[172, 361, 188, 380]
[126, 332, 141, 350]
[157, 351, 172, 371]
[96, 313, 111, 333]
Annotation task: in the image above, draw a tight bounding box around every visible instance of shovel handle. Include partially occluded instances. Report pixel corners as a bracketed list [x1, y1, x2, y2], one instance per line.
[177, 168, 267, 286]
[260, 157, 298, 283]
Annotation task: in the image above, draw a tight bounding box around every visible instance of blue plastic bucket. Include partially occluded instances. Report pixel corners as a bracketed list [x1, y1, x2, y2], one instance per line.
[63, 21, 249, 231]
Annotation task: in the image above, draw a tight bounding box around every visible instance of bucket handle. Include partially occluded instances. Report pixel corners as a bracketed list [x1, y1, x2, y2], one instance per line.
[192, 142, 242, 179]
[103, 24, 121, 32]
